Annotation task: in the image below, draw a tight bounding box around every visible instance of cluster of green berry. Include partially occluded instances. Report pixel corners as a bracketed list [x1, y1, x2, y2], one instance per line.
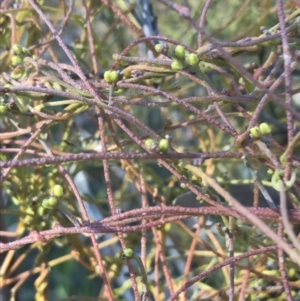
[156, 44, 199, 71]
[21, 185, 64, 230]
[249, 122, 271, 138]
[9, 44, 34, 80]
[103, 70, 119, 83]
[144, 137, 169, 153]
[41, 184, 64, 209]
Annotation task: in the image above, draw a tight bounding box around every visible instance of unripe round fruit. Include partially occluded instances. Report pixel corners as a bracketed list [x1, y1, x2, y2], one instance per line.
[145, 138, 155, 150]
[37, 206, 45, 216]
[53, 184, 63, 197]
[122, 248, 134, 258]
[188, 53, 199, 65]
[42, 197, 57, 209]
[11, 55, 23, 66]
[259, 122, 271, 135]
[249, 126, 261, 138]
[109, 70, 119, 82]
[159, 139, 169, 153]
[175, 45, 185, 58]
[104, 71, 112, 83]
[48, 196, 58, 206]
[171, 60, 184, 71]
[0, 104, 8, 114]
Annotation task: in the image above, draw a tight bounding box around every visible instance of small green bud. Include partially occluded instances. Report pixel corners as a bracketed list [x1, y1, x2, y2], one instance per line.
[12, 44, 23, 55]
[171, 60, 184, 71]
[109, 70, 119, 82]
[53, 184, 63, 197]
[159, 139, 169, 153]
[11, 55, 23, 66]
[259, 123, 271, 135]
[187, 53, 199, 65]
[175, 45, 185, 59]
[0, 104, 8, 114]
[249, 126, 261, 138]
[145, 138, 155, 150]
[122, 248, 134, 258]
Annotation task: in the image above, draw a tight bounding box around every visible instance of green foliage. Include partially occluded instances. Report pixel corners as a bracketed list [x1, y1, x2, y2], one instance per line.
[1, 1, 300, 301]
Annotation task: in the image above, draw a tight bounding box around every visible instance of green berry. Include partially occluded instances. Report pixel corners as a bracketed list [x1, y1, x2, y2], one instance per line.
[48, 196, 58, 206]
[187, 53, 199, 65]
[37, 206, 45, 216]
[145, 139, 155, 150]
[42, 197, 57, 209]
[159, 139, 169, 153]
[122, 248, 134, 258]
[109, 70, 119, 82]
[0, 104, 8, 114]
[104, 70, 119, 83]
[11, 55, 23, 66]
[259, 123, 271, 135]
[249, 126, 261, 138]
[175, 45, 185, 59]
[171, 60, 184, 71]
[104, 71, 112, 83]
[53, 184, 63, 197]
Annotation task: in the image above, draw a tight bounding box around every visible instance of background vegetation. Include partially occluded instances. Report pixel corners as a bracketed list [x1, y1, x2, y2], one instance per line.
[1, 0, 300, 300]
